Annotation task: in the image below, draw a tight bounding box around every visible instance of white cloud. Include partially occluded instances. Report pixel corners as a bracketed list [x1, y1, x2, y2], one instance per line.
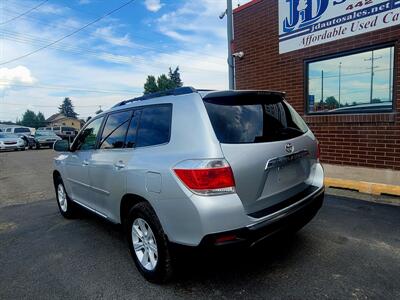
[144, 0, 163, 12]
[94, 26, 135, 47]
[36, 3, 68, 15]
[0, 66, 35, 90]
[0, 0, 246, 122]
[159, 29, 192, 42]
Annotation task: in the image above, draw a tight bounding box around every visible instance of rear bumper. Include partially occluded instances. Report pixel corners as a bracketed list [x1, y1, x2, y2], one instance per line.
[198, 187, 324, 248]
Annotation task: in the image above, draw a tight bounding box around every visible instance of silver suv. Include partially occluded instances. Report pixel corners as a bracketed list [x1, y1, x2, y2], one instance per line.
[53, 87, 324, 283]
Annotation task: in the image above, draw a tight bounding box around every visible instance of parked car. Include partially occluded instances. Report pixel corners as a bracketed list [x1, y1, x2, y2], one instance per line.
[0, 133, 26, 151]
[52, 87, 324, 283]
[37, 126, 77, 140]
[35, 131, 62, 148]
[0, 126, 33, 135]
[0, 126, 36, 149]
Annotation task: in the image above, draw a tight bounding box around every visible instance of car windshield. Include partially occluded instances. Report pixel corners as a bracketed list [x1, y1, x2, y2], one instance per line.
[0, 133, 19, 138]
[14, 128, 31, 133]
[36, 131, 58, 137]
[203, 92, 309, 143]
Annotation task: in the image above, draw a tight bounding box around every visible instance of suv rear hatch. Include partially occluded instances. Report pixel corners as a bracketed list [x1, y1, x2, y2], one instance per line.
[202, 91, 317, 216]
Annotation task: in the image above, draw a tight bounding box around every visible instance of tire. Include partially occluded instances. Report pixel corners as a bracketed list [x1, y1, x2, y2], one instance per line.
[126, 202, 174, 283]
[54, 176, 77, 219]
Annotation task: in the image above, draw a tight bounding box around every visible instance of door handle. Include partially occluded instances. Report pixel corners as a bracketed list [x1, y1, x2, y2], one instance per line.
[114, 161, 125, 170]
[82, 160, 89, 166]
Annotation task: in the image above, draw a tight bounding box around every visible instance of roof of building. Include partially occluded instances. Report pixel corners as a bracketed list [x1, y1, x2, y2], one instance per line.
[46, 113, 62, 122]
[233, 0, 262, 14]
[46, 113, 78, 122]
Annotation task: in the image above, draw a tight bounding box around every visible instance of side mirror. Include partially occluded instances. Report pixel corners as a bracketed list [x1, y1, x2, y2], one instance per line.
[53, 139, 70, 152]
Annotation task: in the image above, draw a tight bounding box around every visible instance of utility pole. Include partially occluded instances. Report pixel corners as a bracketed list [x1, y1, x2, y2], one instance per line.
[338, 62, 342, 107]
[364, 51, 382, 103]
[321, 70, 324, 107]
[389, 47, 393, 103]
[226, 0, 234, 90]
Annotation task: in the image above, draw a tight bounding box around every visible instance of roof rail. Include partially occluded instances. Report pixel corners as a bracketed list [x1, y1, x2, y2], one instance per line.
[113, 86, 197, 108]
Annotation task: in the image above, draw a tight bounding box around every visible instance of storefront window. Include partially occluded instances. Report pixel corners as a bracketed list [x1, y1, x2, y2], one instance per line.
[307, 46, 394, 114]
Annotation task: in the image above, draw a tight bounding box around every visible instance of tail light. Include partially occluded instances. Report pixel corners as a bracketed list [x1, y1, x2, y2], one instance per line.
[173, 159, 236, 196]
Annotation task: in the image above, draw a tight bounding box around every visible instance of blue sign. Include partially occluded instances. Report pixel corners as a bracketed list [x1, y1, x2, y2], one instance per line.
[279, 0, 400, 53]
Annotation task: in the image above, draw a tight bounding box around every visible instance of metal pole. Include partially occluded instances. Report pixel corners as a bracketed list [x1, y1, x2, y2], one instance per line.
[389, 47, 393, 103]
[227, 0, 234, 90]
[321, 70, 324, 106]
[370, 50, 374, 103]
[338, 62, 342, 107]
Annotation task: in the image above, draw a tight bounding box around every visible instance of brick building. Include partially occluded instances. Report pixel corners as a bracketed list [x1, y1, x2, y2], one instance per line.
[233, 0, 400, 171]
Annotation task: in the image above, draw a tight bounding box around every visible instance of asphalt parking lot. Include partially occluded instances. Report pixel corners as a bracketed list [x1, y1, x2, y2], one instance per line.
[0, 150, 399, 299]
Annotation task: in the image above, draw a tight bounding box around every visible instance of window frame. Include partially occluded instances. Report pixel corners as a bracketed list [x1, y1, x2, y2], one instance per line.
[304, 42, 396, 116]
[72, 116, 105, 152]
[94, 103, 173, 151]
[99, 109, 134, 150]
[134, 103, 173, 149]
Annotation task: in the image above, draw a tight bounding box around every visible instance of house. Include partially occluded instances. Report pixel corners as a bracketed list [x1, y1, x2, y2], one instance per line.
[46, 113, 81, 130]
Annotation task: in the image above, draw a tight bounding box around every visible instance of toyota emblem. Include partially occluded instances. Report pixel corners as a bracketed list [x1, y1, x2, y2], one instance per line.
[285, 143, 294, 153]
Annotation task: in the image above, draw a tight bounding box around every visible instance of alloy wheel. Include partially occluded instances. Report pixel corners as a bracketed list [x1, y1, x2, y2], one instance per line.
[57, 184, 68, 212]
[131, 218, 158, 271]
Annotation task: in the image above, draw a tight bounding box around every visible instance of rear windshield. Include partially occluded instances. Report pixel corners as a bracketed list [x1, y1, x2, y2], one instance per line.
[203, 93, 308, 143]
[14, 128, 30, 133]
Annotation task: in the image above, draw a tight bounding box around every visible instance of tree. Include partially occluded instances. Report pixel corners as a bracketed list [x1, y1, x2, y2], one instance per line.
[371, 98, 382, 104]
[59, 97, 78, 118]
[18, 110, 47, 128]
[325, 96, 339, 109]
[143, 75, 158, 94]
[157, 74, 175, 91]
[169, 66, 182, 88]
[20, 110, 37, 128]
[143, 66, 184, 94]
[36, 112, 46, 128]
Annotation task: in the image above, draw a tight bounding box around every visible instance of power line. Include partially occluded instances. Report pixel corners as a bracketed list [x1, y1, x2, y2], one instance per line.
[1, 6, 226, 62]
[0, 81, 142, 95]
[0, 0, 137, 66]
[0, 102, 108, 108]
[0, 0, 48, 25]
[1, 34, 226, 74]
[0, 29, 226, 71]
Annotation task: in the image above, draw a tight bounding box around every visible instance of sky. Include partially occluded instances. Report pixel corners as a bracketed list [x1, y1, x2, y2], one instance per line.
[0, 0, 251, 122]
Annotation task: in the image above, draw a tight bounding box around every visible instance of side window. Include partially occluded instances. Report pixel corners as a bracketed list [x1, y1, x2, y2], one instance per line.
[136, 105, 172, 148]
[6, 128, 11, 132]
[74, 117, 104, 151]
[99, 111, 132, 149]
[125, 110, 141, 148]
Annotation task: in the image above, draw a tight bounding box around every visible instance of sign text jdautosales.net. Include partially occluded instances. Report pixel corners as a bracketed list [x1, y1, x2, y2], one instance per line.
[279, 0, 400, 54]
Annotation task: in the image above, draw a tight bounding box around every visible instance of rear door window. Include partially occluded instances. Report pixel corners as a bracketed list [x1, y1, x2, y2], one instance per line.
[136, 105, 172, 148]
[99, 110, 132, 149]
[203, 93, 308, 143]
[14, 128, 31, 133]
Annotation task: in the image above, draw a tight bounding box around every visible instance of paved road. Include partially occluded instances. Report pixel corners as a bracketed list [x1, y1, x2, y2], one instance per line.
[0, 150, 399, 299]
[0, 149, 55, 208]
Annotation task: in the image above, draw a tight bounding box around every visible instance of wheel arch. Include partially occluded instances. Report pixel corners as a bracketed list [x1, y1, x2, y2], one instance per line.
[53, 170, 61, 184]
[120, 193, 152, 226]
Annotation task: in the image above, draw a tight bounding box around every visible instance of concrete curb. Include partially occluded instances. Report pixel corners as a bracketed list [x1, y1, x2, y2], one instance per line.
[324, 177, 400, 197]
